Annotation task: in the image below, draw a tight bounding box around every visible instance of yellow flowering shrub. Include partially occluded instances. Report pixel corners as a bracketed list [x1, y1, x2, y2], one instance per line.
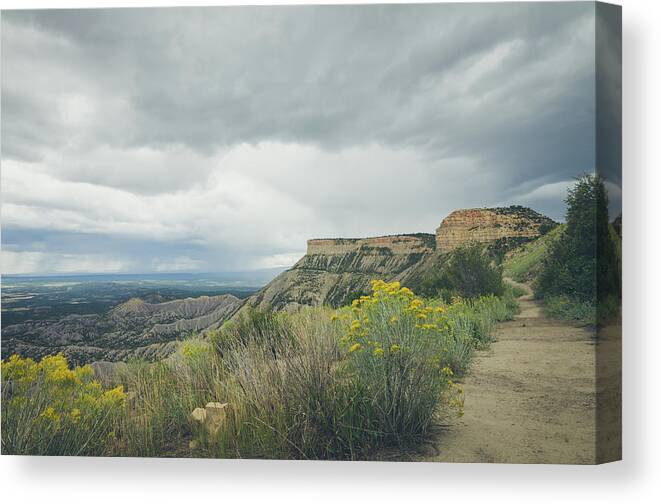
[340, 280, 465, 370]
[334, 280, 464, 438]
[1, 353, 126, 455]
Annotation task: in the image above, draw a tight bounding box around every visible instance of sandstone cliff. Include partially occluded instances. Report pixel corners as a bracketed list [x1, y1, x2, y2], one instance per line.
[436, 206, 555, 253]
[239, 206, 555, 313]
[243, 234, 435, 312]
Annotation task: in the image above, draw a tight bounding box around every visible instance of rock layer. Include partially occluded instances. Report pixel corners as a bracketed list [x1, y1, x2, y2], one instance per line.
[307, 234, 435, 256]
[436, 206, 555, 253]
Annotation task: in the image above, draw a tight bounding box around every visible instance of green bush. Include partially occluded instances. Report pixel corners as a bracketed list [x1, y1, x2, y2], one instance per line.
[534, 174, 620, 304]
[543, 296, 596, 325]
[211, 307, 292, 359]
[420, 243, 505, 300]
[338, 281, 464, 445]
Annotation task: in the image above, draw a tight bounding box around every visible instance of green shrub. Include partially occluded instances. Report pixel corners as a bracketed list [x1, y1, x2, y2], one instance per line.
[1, 354, 126, 455]
[543, 296, 596, 325]
[420, 243, 505, 300]
[534, 174, 620, 304]
[338, 281, 464, 445]
[543, 294, 621, 327]
[211, 307, 292, 359]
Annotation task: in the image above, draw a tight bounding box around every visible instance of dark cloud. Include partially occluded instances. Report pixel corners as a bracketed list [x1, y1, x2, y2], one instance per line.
[1, 4, 609, 274]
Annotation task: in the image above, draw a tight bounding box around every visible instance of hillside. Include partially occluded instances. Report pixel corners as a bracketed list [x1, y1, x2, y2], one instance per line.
[1, 294, 242, 365]
[502, 224, 566, 282]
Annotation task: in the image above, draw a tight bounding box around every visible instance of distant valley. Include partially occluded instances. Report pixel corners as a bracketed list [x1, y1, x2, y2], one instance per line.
[1, 271, 282, 364]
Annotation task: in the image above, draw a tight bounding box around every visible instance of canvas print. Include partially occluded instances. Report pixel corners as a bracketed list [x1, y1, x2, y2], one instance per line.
[0, 2, 621, 463]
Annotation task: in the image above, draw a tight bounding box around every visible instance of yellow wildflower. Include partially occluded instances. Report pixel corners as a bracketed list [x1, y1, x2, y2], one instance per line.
[399, 287, 414, 297]
[41, 406, 62, 429]
[349, 343, 362, 353]
[409, 299, 424, 310]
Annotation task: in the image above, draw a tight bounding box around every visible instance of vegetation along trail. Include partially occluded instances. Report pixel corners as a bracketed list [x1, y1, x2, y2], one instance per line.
[412, 280, 598, 464]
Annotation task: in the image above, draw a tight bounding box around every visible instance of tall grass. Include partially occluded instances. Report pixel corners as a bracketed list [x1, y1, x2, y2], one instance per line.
[110, 339, 222, 457]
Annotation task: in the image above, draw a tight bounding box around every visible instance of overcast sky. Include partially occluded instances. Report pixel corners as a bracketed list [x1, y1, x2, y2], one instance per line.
[1, 3, 620, 275]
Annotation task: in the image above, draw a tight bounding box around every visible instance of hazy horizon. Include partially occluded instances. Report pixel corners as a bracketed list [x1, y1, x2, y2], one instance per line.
[1, 268, 286, 279]
[1, 4, 621, 275]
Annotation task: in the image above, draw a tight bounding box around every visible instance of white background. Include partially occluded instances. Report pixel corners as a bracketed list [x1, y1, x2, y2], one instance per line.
[1, 0, 658, 502]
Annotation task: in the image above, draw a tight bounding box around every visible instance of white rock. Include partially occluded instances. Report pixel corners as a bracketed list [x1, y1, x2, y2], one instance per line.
[190, 407, 207, 423]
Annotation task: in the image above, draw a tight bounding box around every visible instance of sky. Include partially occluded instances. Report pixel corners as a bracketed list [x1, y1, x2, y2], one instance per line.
[1, 3, 621, 275]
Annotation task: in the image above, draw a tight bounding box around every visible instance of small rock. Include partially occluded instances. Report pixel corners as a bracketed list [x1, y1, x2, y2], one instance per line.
[190, 407, 207, 423]
[205, 402, 228, 438]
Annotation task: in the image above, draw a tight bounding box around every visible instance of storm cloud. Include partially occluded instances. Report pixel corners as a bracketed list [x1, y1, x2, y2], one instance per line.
[1, 3, 616, 274]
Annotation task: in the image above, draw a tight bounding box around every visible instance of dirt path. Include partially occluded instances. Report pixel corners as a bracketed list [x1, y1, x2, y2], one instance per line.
[414, 281, 598, 464]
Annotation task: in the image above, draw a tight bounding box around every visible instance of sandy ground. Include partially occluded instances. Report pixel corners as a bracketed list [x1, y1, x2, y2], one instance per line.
[409, 282, 607, 464]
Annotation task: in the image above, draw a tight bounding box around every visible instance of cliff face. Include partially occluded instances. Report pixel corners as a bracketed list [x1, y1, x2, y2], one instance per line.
[307, 234, 435, 256]
[436, 206, 555, 253]
[241, 206, 555, 313]
[243, 234, 435, 312]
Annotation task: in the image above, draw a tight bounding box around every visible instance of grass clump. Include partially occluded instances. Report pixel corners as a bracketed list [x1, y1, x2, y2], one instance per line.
[1, 354, 126, 455]
[110, 337, 221, 457]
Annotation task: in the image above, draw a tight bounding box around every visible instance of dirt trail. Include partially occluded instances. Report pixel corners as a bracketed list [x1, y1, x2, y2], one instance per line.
[414, 281, 598, 464]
